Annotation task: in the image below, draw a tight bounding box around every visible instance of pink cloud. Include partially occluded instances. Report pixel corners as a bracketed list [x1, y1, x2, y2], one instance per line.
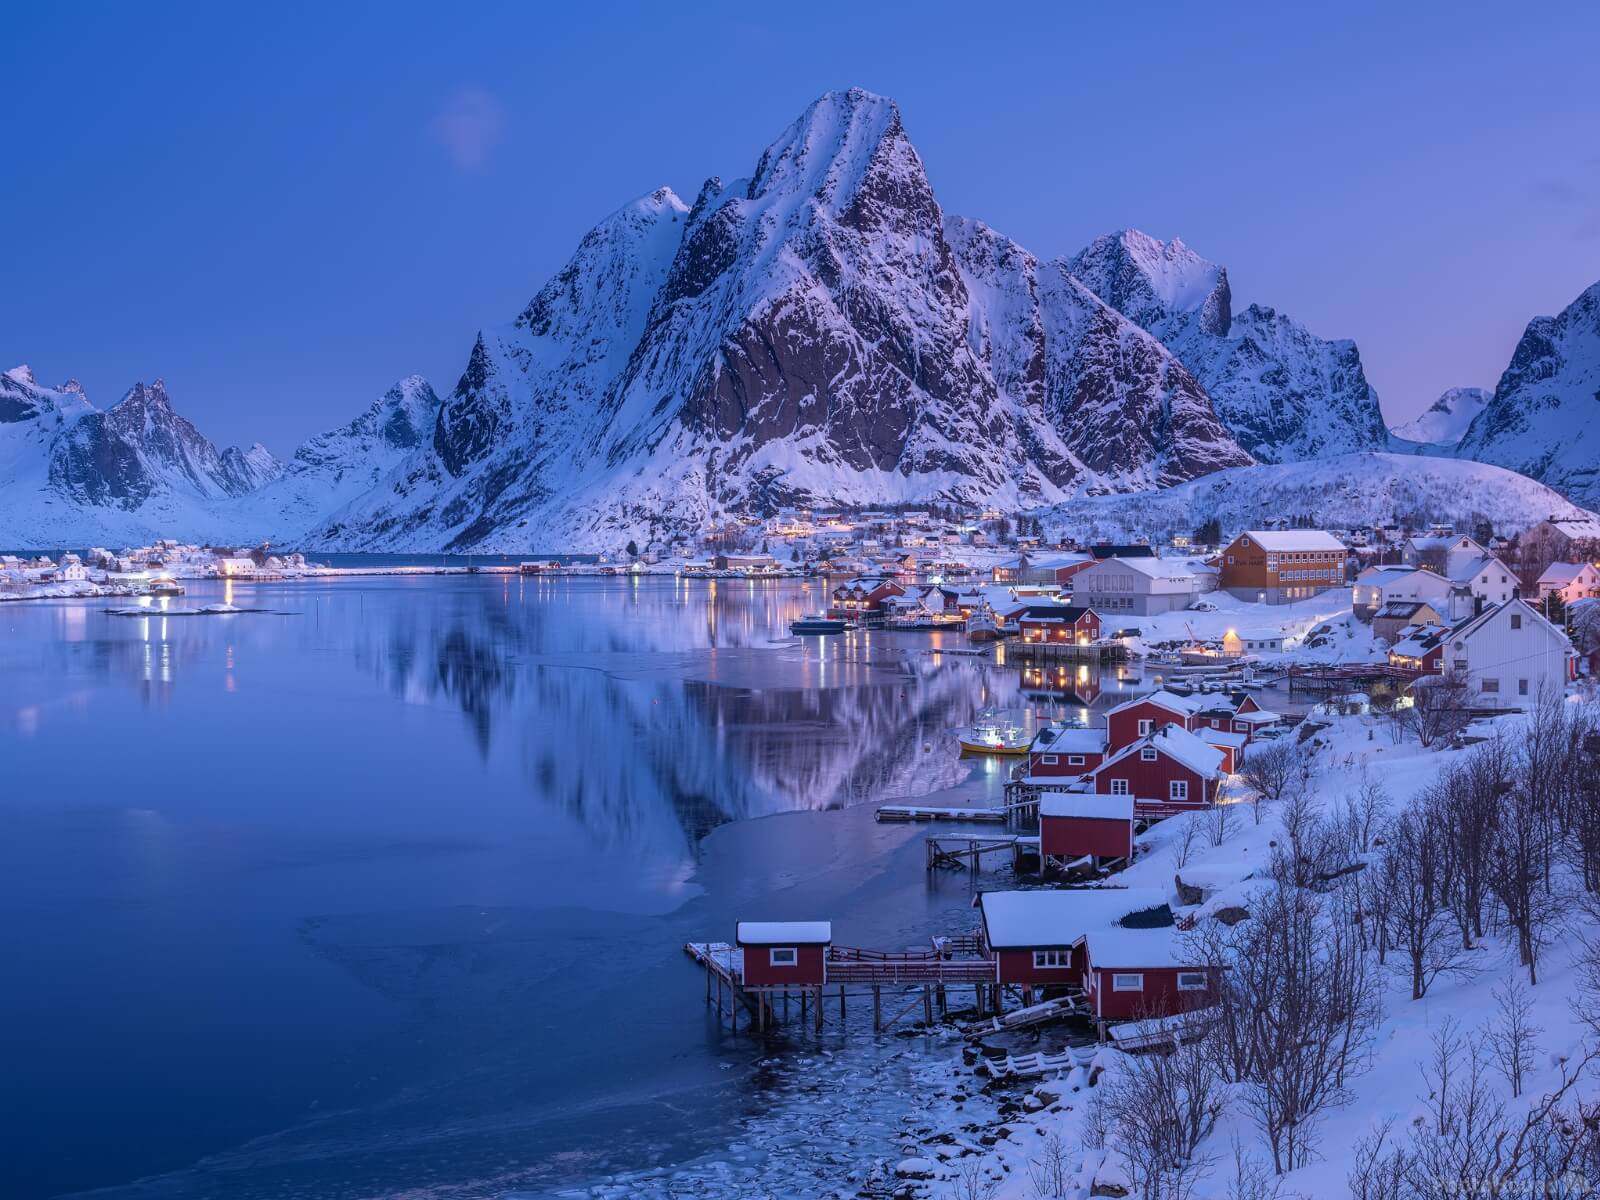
[428, 88, 505, 171]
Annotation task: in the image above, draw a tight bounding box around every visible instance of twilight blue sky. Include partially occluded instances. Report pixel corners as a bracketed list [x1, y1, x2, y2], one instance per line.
[4, 2, 1598, 454]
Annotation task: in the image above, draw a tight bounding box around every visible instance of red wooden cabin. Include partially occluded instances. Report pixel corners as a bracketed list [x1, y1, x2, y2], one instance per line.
[736, 921, 831, 987]
[976, 888, 1168, 990]
[1091, 725, 1225, 813]
[1196, 726, 1247, 773]
[1074, 930, 1220, 1021]
[1026, 726, 1109, 777]
[1104, 691, 1204, 753]
[1190, 691, 1279, 742]
[828, 576, 906, 619]
[1016, 605, 1101, 646]
[1039, 793, 1135, 861]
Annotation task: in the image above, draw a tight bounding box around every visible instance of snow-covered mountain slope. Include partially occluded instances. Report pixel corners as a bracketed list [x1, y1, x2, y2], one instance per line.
[1390, 385, 1490, 446]
[310, 89, 1251, 552]
[1039, 451, 1597, 544]
[1068, 231, 1391, 463]
[1455, 281, 1600, 508]
[225, 375, 442, 542]
[0, 368, 290, 548]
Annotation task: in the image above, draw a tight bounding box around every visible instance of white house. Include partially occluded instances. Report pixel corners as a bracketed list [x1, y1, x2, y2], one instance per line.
[1070, 556, 1208, 615]
[1537, 562, 1600, 605]
[1448, 554, 1519, 609]
[1353, 565, 1450, 618]
[217, 557, 257, 577]
[58, 562, 89, 582]
[1403, 533, 1487, 577]
[1442, 599, 1574, 705]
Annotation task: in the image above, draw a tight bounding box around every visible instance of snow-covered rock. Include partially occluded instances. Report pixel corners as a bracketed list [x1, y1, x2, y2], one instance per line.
[1455, 280, 1600, 508]
[1069, 230, 1391, 463]
[1391, 386, 1490, 446]
[1040, 451, 1597, 544]
[307, 89, 1252, 552]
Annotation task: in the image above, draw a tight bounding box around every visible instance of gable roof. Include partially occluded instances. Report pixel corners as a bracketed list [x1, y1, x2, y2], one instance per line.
[1236, 530, 1346, 552]
[1031, 726, 1110, 755]
[1097, 724, 1226, 779]
[1538, 562, 1589, 586]
[1105, 689, 1206, 721]
[1078, 929, 1210, 969]
[1376, 600, 1437, 620]
[977, 887, 1168, 948]
[736, 921, 832, 945]
[1090, 544, 1155, 558]
[1448, 598, 1570, 648]
[1040, 793, 1135, 821]
[1016, 604, 1095, 622]
[1449, 555, 1513, 584]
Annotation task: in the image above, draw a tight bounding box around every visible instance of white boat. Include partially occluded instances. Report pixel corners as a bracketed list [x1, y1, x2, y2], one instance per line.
[957, 711, 1031, 755]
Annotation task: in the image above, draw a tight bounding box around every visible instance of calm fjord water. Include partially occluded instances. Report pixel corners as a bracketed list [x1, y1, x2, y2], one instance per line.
[0, 574, 1125, 1199]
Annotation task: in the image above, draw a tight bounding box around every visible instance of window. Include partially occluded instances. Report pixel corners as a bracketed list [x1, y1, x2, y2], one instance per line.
[1041, 754, 1059, 765]
[1177, 971, 1208, 991]
[1033, 950, 1070, 969]
[1226, 555, 1235, 565]
[1112, 973, 1144, 992]
[1518, 679, 1529, 696]
[769, 948, 798, 967]
[1482, 678, 1499, 694]
[1109, 779, 1130, 796]
[1137, 719, 1152, 736]
[1141, 747, 1158, 761]
[1170, 780, 1189, 802]
[1067, 754, 1085, 766]
[1510, 613, 1522, 630]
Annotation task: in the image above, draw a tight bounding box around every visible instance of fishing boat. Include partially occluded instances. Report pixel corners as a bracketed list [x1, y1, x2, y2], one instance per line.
[148, 576, 185, 596]
[966, 615, 1003, 643]
[790, 615, 851, 635]
[957, 712, 1031, 755]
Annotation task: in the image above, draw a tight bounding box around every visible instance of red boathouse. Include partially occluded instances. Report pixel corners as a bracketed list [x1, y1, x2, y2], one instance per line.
[1074, 930, 1220, 1021]
[736, 921, 831, 987]
[1091, 724, 1225, 814]
[1039, 793, 1136, 862]
[976, 888, 1169, 990]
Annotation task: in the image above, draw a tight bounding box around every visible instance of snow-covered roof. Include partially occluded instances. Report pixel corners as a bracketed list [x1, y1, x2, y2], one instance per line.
[1115, 557, 1199, 580]
[1238, 530, 1345, 552]
[1548, 517, 1600, 540]
[1106, 689, 1205, 719]
[736, 921, 832, 945]
[1080, 929, 1206, 969]
[1538, 562, 1587, 586]
[1231, 709, 1281, 726]
[1197, 727, 1248, 749]
[1031, 726, 1109, 755]
[1040, 793, 1135, 821]
[1376, 600, 1437, 619]
[1099, 724, 1226, 778]
[978, 888, 1167, 949]
[1356, 564, 1421, 583]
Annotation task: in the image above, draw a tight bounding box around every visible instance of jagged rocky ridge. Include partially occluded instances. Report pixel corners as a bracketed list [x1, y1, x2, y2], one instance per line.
[1391, 386, 1492, 446]
[1068, 230, 1392, 463]
[7, 90, 1598, 550]
[1455, 282, 1600, 509]
[313, 89, 1254, 551]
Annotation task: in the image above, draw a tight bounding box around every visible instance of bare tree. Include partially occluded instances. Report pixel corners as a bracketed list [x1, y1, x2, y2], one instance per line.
[1486, 976, 1541, 1099]
[1404, 1019, 1600, 1199]
[1026, 1132, 1072, 1199]
[1101, 1027, 1222, 1200]
[1379, 800, 1474, 999]
[1207, 795, 1236, 848]
[1237, 739, 1302, 825]
[1489, 771, 1566, 986]
[951, 1155, 1001, 1200]
[1172, 810, 1202, 869]
[1204, 886, 1379, 1174]
[1395, 672, 1472, 749]
[1344, 772, 1392, 856]
[1226, 1136, 1287, 1200]
[1346, 1119, 1408, 1200]
[1437, 739, 1510, 948]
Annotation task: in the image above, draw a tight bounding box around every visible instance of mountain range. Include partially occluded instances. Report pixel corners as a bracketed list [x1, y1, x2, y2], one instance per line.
[3, 89, 1597, 551]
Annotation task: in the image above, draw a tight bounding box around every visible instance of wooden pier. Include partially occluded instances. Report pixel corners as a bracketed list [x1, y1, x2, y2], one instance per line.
[683, 936, 1008, 1035]
[1008, 640, 1128, 663]
[924, 834, 1039, 875]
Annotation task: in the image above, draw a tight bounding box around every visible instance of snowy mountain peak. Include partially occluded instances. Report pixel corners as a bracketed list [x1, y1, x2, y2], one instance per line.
[1068, 230, 1231, 337]
[1391, 386, 1491, 446]
[6, 364, 37, 386]
[1455, 278, 1600, 507]
[746, 88, 924, 225]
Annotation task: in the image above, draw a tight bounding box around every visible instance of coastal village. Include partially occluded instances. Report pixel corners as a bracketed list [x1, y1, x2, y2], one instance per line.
[8, 508, 1600, 1196]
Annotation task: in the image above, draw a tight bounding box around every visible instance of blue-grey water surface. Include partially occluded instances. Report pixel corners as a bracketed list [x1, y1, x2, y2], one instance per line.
[0, 572, 1133, 1199]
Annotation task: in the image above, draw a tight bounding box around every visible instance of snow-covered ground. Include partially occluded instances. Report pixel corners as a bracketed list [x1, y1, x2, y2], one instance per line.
[882, 697, 1600, 1199]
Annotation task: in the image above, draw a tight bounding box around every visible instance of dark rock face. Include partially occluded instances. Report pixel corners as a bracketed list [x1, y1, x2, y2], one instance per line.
[1069, 231, 1388, 463]
[44, 380, 281, 509]
[435, 336, 509, 477]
